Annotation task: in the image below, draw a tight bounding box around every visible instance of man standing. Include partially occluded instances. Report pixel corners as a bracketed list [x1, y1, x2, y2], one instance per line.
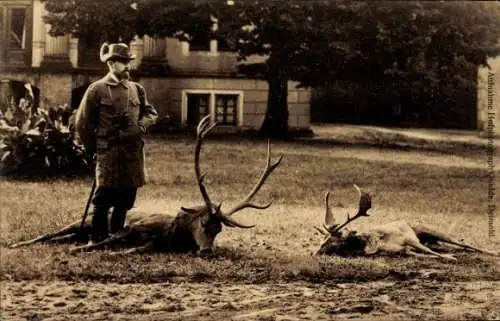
[75, 42, 158, 244]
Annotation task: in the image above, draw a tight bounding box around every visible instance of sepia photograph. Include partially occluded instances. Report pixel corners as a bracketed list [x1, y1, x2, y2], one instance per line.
[1, 0, 499, 320]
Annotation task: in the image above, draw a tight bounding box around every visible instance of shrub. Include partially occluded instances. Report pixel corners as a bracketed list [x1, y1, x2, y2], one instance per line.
[0, 98, 92, 177]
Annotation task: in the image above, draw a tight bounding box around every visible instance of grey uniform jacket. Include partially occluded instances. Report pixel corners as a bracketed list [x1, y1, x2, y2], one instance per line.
[75, 73, 158, 188]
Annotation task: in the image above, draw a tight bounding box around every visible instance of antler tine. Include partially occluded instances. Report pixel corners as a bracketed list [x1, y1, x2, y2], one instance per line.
[197, 115, 218, 138]
[353, 184, 372, 216]
[331, 184, 372, 233]
[313, 225, 329, 236]
[224, 139, 283, 217]
[194, 115, 218, 207]
[196, 114, 210, 135]
[323, 191, 338, 231]
[221, 215, 256, 229]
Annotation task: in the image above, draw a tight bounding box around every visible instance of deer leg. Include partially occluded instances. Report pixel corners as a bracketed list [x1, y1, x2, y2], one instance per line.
[50, 233, 79, 243]
[109, 241, 154, 255]
[439, 241, 499, 256]
[406, 239, 457, 262]
[10, 220, 81, 248]
[413, 225, 498, 256]
[404, 247, 445, 259]
[69, 229, 132, 253]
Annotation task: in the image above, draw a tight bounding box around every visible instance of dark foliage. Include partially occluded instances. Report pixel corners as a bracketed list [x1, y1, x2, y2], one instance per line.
[0, 100, 92, 177]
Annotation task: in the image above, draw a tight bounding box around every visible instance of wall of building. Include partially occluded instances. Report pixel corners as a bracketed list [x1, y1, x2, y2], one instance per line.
[477, 56, 500, 136]
[1, 0, 311, 131]
[165, 38, 267, 76]
[2, 70, 311, 131]
[139, 76, 310, 130]
[0, 71, 72, 108]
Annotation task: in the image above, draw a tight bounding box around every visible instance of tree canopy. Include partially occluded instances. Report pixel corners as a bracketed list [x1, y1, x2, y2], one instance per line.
[42, 0, 500, 132]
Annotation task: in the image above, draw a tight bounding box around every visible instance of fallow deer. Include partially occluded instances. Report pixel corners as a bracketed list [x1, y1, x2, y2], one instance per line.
[10, 115, 283, 255]
[314, 185, 498, 261]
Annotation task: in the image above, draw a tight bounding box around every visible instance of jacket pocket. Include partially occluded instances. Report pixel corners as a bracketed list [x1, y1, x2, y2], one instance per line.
[100, 98, 113, 105]
[100, 98, 114, 116]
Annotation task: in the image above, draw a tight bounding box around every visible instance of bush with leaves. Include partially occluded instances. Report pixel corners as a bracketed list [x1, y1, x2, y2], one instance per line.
[0, 98, 92, 177]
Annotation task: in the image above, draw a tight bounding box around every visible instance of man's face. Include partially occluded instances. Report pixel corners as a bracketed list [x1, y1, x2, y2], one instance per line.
[109, 59, 132, 80]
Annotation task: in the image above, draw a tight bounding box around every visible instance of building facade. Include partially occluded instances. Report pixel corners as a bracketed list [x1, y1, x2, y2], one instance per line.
[0, 0, 311, 131]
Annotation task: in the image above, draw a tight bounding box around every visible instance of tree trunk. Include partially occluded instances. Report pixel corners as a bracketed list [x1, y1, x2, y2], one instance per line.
[260, 71, 289, 139]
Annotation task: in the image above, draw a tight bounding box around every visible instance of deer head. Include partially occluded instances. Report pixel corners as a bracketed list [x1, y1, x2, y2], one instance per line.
[315, 185, 372, 255]
[180, 115, 283, 255]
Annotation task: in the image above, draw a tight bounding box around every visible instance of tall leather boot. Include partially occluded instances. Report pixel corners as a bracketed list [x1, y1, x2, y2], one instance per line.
[89, 207, 110, 244]
[110, 207, 128, 234]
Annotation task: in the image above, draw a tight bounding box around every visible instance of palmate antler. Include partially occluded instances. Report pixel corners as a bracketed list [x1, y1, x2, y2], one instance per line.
[322, 184, 372, 234]
[193, 115, 283, 228]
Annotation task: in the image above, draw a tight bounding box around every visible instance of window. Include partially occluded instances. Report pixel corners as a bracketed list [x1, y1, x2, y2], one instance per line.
[9, 8, 26, 49]
[187, 93, 210, 126]
[183, 90, 242, 126]
[189, 34, 211, 52]
[215, 94, 238, 125]
[217, 37, 232, 52]
[78, 38, 101, 68]
[0, 3, 32, 66]
[0, 7, 3, 62]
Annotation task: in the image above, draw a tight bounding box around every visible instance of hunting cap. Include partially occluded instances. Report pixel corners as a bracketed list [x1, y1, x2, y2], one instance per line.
[99, 42, 136, 63]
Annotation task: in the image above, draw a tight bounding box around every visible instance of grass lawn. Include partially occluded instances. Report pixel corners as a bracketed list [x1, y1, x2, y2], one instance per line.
[1, 135, 499, 284]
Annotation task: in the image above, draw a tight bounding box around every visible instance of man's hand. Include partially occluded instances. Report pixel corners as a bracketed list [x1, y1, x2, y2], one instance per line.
[110, 113, 131, 129]
[119, 124, 145, 140]
[108, 112, 145, 143]
[83, 136, 96, 158]
[107, 124, 145, 143]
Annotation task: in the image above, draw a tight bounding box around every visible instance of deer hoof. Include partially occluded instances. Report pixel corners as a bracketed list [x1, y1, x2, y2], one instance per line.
[69, 245, 90, 254]
[443, 254, 457, 262]
[198, 248, 214, 257]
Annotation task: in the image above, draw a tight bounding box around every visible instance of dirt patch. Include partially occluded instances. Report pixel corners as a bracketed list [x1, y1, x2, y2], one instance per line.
[3, 280, 500, 321]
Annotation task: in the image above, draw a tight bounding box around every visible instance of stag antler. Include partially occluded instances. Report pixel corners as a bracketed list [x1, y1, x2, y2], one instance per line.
[192, 115, 283, 229]
[224, 140, 283, 217]
[320, 185, 371, 235]
[195, 115, 218, 208]
[323, 191, 338, 232]
[330, 184, 371, 233]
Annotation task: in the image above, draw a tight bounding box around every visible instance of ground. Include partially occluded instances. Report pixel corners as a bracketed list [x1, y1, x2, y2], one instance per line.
[1, 124, 499, 321]
[3, 280, 500, 320]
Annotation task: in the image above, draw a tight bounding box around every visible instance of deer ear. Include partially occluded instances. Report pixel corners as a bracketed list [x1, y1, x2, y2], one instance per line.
[209, 203, 222, 217]
[313, 226, 328, 236]
[181, 206, 198, 214]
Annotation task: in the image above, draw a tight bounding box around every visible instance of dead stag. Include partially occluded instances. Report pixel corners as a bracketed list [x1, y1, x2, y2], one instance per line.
[314, 185, 498, 261]
[10, 115, 283, 255]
